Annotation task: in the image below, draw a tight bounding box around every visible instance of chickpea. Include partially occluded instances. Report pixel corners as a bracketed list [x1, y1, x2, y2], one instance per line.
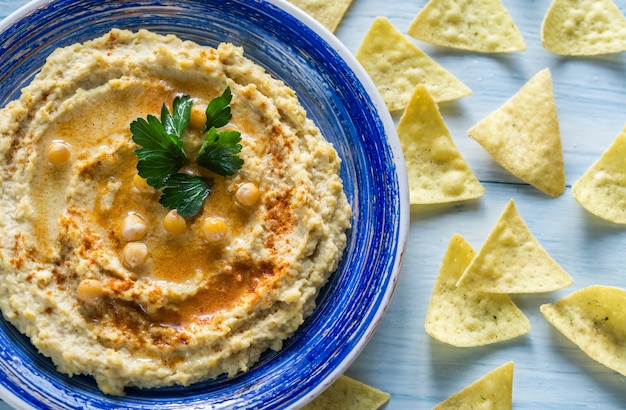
[163, 210, 187, 236]
[189, 104, 208, 130]
[133, 174, 155, 193]
[202, 216, 228, 243]
[47, 141, 71, 165]
[123, 242, 148, 268]
[121, 213, 147, 242]
[235, 182, 261, 207]
[180, 165, 200, 176]
[76, 279, 104, 303]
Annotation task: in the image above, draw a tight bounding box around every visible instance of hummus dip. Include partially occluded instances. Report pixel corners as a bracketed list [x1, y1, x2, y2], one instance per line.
[0, 29, 351, 395]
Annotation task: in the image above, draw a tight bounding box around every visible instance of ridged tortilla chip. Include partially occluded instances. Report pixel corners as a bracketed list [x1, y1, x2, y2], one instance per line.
[433, 362, 514, 410]
[456, 199, 573, 293]
[425, 234, 530, 347]
[542, 0, 626, 55]
[398, 85, 483, 205]
[572, 125, 626, 224]
[540, 285, 626, 376]
[287, 0, 353, 33]
[467, 68, 565, 197]
[355, 16, 472, 112]
[407, 0, 525, 53]
[303, 375, 390, 410]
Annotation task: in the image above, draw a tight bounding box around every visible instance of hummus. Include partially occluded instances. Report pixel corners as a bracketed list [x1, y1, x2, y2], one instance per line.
[0, 29, 351, 395]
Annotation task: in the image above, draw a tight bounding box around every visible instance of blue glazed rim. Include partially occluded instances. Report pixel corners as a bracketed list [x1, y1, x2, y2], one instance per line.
[0, 0, 409, 408]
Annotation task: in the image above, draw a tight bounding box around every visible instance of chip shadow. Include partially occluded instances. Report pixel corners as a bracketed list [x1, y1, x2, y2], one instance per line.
[542, 324, 626, 405]
[426, 333, 529, 387]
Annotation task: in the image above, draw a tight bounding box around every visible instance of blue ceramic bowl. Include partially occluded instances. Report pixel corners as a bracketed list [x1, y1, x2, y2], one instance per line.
[0, 0, 408, 408]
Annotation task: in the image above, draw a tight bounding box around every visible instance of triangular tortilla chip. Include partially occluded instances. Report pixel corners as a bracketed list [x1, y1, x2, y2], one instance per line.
[542, 0, 626, 55]
[407, 0, 525, 53]
[467, 68, 565, 197]
[287, 0, 353, 33]
[456, 199, 573, 293]
[303, 375, 390, 410]
[425, 234, 530, 347]
[398, 85, 484, 204]
[572, 125, 626, 224]
[540, 285, 626, 376]
[355, 16, 472, 112]
[433, 362, 514, 410]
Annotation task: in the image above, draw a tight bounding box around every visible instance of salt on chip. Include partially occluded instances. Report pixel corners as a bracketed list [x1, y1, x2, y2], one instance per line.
[355, 16, 472, 112]
[572, 125, 626, 224]
[398, 85, 483, 205]
[425, 234, 530, 347]
[433, 361, 514, 410]
[467, 68, 565, 197]
[303, 375, 390, 410]
[542, 0, 626, 55]
[407, 0, 525, 53]
[540, 285, 626, 376]
[287, 0, 353, 33]
[456, 199, 573, 293]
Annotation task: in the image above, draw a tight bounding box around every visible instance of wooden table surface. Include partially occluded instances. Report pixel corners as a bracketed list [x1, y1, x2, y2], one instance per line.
[2, 0, 626, 408]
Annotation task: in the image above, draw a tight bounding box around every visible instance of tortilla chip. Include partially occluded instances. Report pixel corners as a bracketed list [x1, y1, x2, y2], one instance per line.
[303, 375, 390, 410]
[572, 125, 626, 224]
[407, 0, 525, 53]
[398, 85, 483, 204]
[433, 362, 514, 410]
[425, 234, 530, 347]
[355, 16, 472, 112]
[456, 199, 573, 293]
[467, 68, 565, 197]
[540, 285, 626, 376]
[541, 0, 626, 55]
[287, 0, 353, 33]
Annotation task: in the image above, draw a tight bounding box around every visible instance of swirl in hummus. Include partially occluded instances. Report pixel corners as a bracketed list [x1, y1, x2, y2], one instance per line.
[0, 29, 351, 395]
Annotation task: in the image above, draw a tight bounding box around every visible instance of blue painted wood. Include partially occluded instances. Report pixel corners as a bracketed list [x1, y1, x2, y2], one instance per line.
[2, 0, 626, 408]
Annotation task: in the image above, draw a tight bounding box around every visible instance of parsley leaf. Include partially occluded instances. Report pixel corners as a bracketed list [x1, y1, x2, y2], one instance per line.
[131, 87, 243, 217]
[203, 87, 232, 132]
[196, 128, 244, 176]
[159, 173, 213, 217]
[131, 115, 188, 188]
[162, 95, 193, 138]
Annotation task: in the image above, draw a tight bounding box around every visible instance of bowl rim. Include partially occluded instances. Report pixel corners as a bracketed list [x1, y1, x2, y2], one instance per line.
[0, 0, 410, 408]
[262, 1, 410, 407]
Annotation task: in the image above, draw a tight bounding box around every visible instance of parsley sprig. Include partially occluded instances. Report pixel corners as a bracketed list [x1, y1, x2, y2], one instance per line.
[130, 87, 243, 217]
